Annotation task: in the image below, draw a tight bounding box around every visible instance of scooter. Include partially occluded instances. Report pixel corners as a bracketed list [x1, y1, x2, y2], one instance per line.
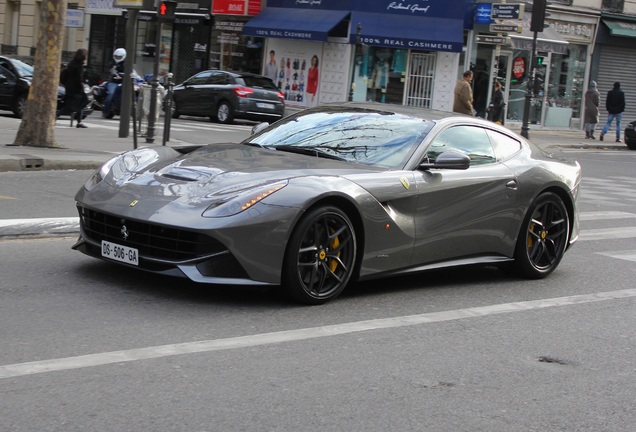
[91, 71, 144, 118]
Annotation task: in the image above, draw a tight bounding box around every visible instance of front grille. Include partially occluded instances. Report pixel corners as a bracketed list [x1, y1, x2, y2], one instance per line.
[78, 206, 226, 261]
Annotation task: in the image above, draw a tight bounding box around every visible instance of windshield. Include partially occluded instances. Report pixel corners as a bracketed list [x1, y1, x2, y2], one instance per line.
[243, 109, 431, 169]
[9, 59, 34, 77]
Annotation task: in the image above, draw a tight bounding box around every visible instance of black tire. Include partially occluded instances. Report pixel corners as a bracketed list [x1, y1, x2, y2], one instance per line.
[512, 192, 569, 279]
[169, 98, 180, 119]
[13, 95, 26, 118]
[625, 138, 636, 151]
[282, 206, 357, 305]
[215, 101, 234, 124]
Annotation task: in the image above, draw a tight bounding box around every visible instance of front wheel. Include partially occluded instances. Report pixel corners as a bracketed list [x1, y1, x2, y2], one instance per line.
[282, 206, 357, 305]
[512, 192, 569, 279]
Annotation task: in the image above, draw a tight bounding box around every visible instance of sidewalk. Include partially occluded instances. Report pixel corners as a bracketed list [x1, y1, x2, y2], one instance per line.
[0, 113, 627, 172]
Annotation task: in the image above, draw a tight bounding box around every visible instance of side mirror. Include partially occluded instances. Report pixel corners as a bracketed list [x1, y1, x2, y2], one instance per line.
[419, 150, 470, 170]
[251, 122, 270, 135]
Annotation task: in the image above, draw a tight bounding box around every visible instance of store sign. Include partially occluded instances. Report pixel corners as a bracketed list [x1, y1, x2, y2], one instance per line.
[66, 9, 85, 28]
[475, 4, 494, 25]
[513, 57, 526, 79]
[212, 0, 261, 16]
[547, 20, 595, 42]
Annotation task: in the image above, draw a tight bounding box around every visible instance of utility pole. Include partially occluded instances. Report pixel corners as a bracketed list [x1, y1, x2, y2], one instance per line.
[521, 0, 549, 139]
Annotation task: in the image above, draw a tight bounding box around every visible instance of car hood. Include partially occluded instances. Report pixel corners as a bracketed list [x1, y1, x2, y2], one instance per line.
[81, 143, 381, 219]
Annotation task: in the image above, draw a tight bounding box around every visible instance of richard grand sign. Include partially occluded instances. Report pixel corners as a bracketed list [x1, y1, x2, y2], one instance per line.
[267, 0, 467, 20]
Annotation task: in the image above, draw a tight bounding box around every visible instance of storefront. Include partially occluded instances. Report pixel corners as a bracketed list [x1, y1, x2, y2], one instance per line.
[469, 4, 597, 129]
[593, 16, 636, 126]
[243, 0, 470, 110]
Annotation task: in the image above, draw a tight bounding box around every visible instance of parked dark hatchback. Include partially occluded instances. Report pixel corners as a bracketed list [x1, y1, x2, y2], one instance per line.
[0, 55, 94, 119]
[169, 70, 285, 124]
[0, 55, 36, 118]
[624, 120, 636, 150]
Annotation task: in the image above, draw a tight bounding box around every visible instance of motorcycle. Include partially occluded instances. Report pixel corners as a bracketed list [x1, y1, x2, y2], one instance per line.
[91, 71, 144, 119]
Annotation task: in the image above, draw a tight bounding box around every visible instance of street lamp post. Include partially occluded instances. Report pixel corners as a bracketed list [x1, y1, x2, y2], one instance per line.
[349, 23, 362, 102]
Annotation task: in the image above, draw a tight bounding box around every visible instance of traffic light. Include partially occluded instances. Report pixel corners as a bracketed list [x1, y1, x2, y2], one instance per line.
[535, 56, 545, 67]
[158, 0, 177, 21]
[530, 0, 549, 32]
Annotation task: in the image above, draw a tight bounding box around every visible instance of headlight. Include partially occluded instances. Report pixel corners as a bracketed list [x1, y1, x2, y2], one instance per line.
[202, 181, 288, 218]
[84, 157, 118, 191]
[83, 148, 166, 191]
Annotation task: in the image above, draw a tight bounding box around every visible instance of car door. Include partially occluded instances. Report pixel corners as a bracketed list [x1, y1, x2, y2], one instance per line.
[174, 71, 213, 115]
[204, 71, 229, 114]
[0, 65, 17, 110]
[411, 124, 520, 265]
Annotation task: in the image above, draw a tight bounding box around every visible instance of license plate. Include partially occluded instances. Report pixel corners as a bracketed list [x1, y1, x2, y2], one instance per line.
[101, 240, 139, 266]
[256, 102, 275, 109]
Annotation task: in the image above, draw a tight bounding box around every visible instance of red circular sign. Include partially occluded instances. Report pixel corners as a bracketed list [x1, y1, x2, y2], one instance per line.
[513, 57, 526, 79]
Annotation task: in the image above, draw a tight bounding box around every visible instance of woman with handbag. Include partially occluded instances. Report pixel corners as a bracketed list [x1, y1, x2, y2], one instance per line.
[60, 48, 89, 128]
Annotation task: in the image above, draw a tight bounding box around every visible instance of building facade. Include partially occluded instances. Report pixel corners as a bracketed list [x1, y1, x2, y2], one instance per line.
[1, 0, 635, 129]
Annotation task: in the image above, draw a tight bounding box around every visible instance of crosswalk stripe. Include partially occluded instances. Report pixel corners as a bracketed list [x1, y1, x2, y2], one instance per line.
[597, 250, 636, 262]
[579, 211, 636, 220]
[579, 227, 636, 241]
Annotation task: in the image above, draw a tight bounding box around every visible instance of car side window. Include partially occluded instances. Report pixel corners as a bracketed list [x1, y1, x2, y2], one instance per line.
[425, 125, 496, 166]
[207, 73, 228, 85]
[486, 129, 522, 161]
[189, 71, 213, 85]
[0, 65, 14, 80]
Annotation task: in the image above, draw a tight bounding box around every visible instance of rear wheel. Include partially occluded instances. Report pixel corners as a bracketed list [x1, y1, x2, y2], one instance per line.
[215, 101, 234, 124]
[168, 98, 180, 119]
[282, 206, 357, 305]
[512, 192, 569, 278]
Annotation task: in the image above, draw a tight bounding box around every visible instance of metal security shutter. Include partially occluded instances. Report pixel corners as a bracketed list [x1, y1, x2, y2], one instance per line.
[597, 45, 636, 127]
[406, 53, 436, 108]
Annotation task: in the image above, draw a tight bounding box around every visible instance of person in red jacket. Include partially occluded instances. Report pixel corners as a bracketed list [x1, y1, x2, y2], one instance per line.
[306, 55, 319, 104]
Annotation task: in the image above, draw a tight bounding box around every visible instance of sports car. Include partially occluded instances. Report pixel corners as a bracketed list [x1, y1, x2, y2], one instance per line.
[73, 102, 581, 304]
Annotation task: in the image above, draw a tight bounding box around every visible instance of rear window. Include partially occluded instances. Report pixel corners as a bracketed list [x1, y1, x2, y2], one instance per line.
[238, 76, 278, 90]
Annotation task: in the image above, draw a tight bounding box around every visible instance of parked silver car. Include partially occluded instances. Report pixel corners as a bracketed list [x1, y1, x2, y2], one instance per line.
[169, 70, 285, 124]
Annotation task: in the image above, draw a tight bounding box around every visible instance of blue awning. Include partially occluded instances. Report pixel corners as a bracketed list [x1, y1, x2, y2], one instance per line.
[243, 8, 350, 42]
[350, 11, 464, 53]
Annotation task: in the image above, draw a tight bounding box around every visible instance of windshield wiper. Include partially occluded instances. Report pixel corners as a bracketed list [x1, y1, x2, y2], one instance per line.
[274, 145, 347, 161]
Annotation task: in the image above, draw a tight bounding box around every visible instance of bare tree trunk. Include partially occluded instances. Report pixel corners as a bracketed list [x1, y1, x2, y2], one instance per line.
[13, 0, 67, 148]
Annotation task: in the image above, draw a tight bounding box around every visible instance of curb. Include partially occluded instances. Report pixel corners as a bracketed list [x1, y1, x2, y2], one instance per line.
[0, 217, 80, 237]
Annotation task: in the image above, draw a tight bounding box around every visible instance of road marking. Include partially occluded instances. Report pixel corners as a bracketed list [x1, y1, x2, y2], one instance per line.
[0, 195, 18, 200]
[1, 288, 635, 379]
[579, 227, 636, 241]
[579, 211, 636, 221]
[0, 217, 79, 236]
[597, 250, 636, 262]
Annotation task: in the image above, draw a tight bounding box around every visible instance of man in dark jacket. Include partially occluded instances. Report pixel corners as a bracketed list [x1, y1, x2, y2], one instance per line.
[600, 82, 626, 142]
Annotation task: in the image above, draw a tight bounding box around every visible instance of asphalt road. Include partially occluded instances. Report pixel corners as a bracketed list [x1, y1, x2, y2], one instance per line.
[1, 145, 635, 431]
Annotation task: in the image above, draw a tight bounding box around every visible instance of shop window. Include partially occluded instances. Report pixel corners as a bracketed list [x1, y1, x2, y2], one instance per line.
[351, 47, 407, 105]
[602, 0, 624, 13]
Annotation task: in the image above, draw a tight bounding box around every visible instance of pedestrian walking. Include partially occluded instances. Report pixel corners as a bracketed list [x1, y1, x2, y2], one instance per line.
[453, 70, 474, 115]
[599, 81, 626, 142]
[489, 81, 505, 124]
[584, 81, 600, 139]
[59, 48, 89, 128]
